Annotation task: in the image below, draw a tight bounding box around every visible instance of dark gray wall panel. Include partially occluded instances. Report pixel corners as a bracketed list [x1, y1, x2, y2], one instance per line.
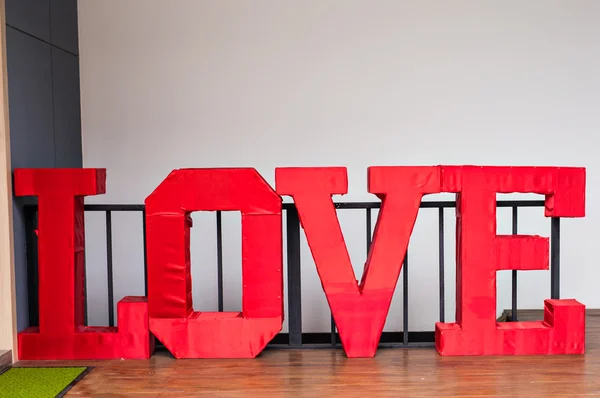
[6, 27, 55, 169]
[50, 0, 79, 55]
[6, 0, 51, 42]
[52, 48, 82, 168]
[6, 1, 82, 331]
[6, 27, 55, 331]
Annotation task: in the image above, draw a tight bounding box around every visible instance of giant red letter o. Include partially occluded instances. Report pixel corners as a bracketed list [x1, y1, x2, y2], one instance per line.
[145, 168, 283, 358]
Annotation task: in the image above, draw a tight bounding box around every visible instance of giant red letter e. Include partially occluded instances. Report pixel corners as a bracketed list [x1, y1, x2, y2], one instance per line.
[276, 166, 440, 357]
[436, 166, 586, 356]
[145, 168, 283, 358]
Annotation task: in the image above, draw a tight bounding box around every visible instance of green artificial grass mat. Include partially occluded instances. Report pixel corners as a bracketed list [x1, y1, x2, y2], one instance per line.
[0, 367, 90, 398]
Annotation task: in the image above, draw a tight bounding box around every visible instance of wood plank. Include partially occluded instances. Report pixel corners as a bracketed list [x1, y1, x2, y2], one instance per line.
[0, 349, 10, 371]
[0, 0, 17, 360]
[499, 308, 600, 322]
[15, 312, 600, 397]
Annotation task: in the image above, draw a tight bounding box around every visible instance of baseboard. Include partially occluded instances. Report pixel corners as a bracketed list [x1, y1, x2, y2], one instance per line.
[0, 350, 11, 372]
[498, 308, 600, 322]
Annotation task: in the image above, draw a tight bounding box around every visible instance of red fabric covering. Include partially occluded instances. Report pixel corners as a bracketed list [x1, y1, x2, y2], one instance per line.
[14, 168, 154, 360]
[276, 166, 441, 357]
[145, 168, 283, 358]
[436, 299, 585, 355]
[19, 297, 153, 359]
[435, 166, 586, 356]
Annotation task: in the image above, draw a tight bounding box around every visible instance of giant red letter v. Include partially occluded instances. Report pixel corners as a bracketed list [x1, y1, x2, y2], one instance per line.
[276, 166, 440, 357]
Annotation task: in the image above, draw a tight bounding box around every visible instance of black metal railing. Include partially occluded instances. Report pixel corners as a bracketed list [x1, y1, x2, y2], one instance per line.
[23, 199, 561, 349]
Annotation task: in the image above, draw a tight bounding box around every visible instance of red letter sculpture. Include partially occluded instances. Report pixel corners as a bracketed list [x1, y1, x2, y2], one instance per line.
[16, 169, 153, 360]
[145, 168, 283, 358]
[276, 166, 441, 357]
[436, 166, 586, 356]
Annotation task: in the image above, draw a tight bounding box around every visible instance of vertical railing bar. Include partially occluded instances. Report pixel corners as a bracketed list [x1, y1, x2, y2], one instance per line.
[106, 211, 115, 327]
[403, 249, 409, 345]
[286, 207, 303, 347]
[330, 315, 337, 346]
[438, 207, 445, 323]
[82, 204, 88, 326]
[216, 211, 224, 312]
[551, 217, 561, 299]
[25, 206, 39, 327]
[364, 207, 372, 346]
[366, 208, 372, 251]
[511, 206, 518, 322]
[142, 209, 148, 297]
[83, 263, 88, 325]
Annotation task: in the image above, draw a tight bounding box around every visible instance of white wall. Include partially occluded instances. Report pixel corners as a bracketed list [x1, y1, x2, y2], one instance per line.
[77, 0, 600, 333]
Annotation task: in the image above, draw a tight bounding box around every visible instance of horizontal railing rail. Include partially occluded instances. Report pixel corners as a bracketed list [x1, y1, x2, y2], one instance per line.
[23, 199, 561, 349]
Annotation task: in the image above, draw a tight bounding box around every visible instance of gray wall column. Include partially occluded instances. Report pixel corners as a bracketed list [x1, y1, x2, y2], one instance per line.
[5, 0, 82, 331]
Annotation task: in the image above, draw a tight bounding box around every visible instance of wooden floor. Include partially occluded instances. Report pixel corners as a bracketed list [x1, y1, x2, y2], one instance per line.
[16, 312, 600, 397]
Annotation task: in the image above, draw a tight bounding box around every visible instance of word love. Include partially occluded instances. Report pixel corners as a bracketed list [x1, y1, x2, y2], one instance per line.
[14, 166, 586, 360]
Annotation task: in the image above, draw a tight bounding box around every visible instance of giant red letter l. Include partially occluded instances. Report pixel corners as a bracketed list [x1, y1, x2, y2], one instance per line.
[15, 168, 153, 360]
